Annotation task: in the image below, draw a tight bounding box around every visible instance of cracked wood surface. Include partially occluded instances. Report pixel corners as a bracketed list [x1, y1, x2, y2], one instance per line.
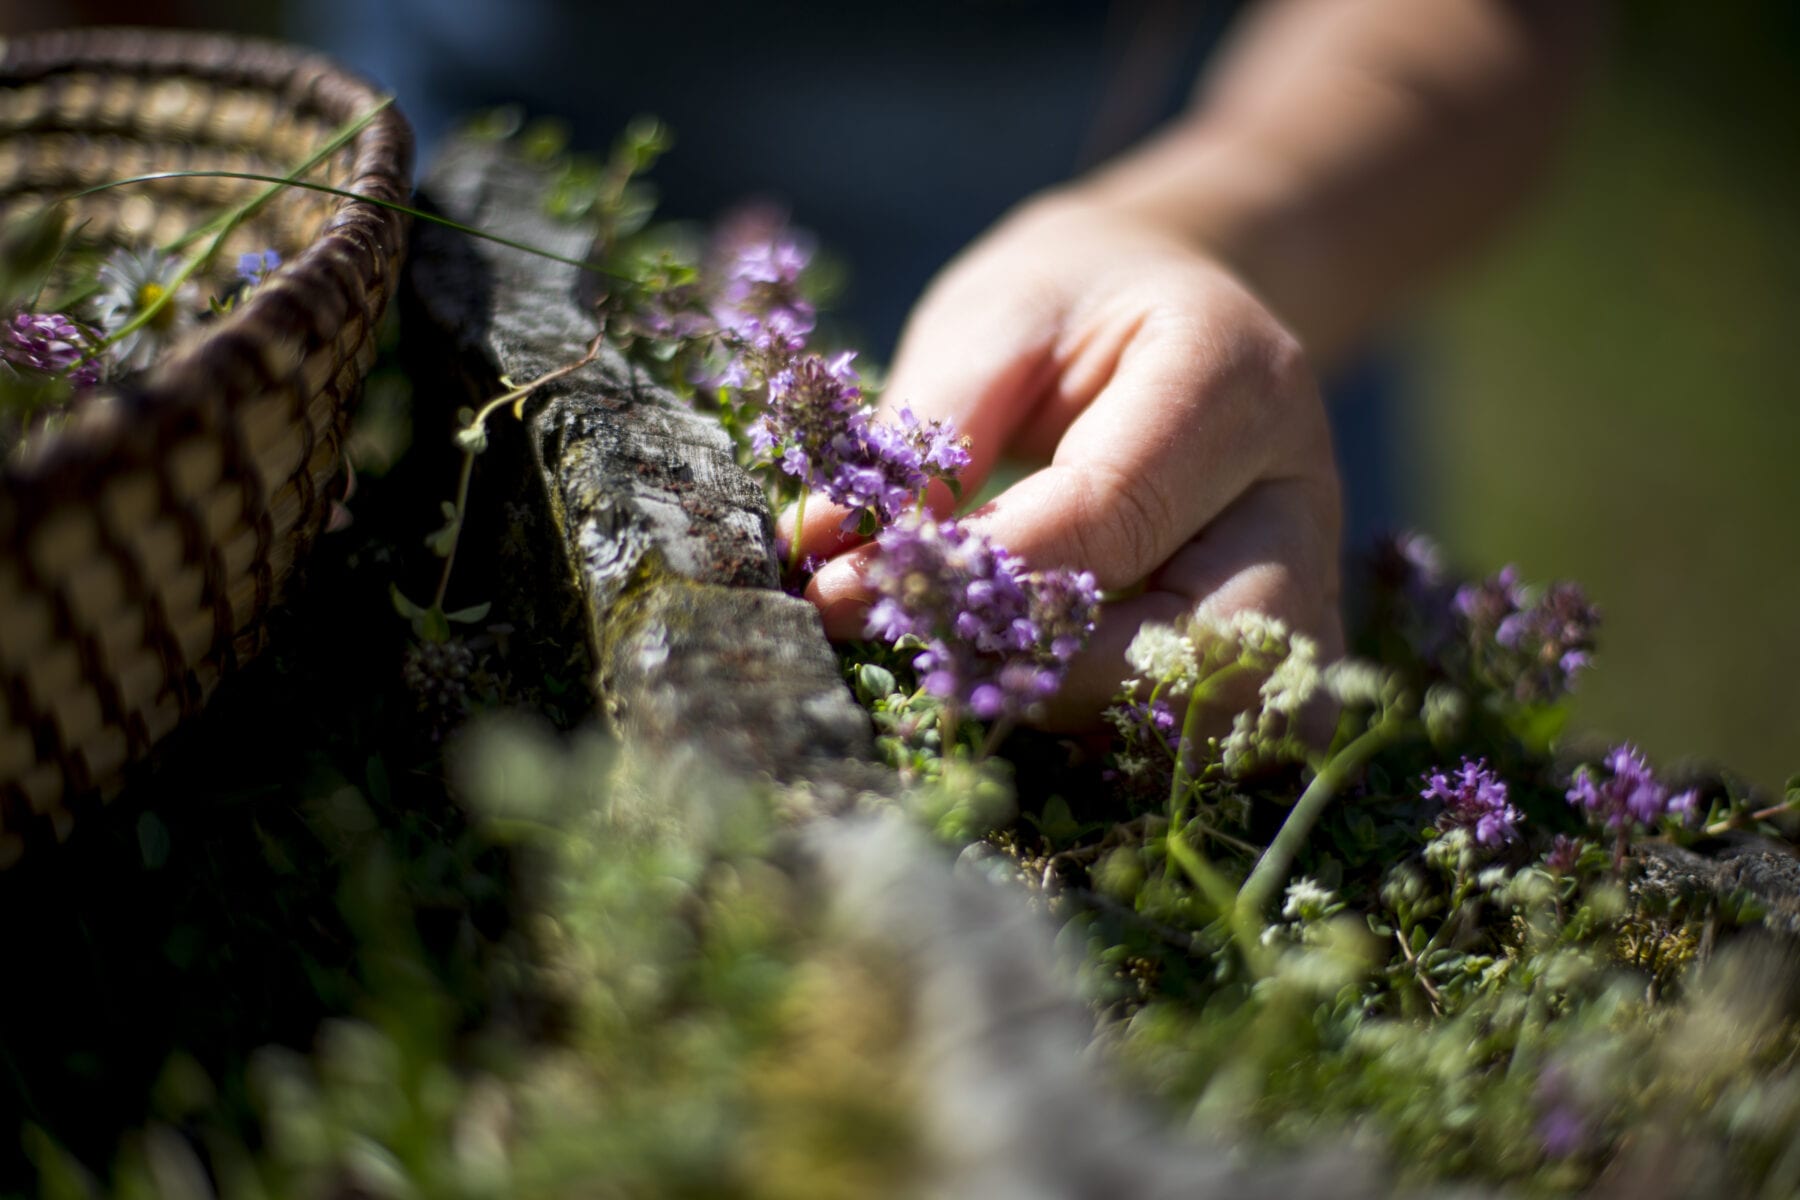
[405, 133, 1380, 1200]
[407, 135, 873, 786]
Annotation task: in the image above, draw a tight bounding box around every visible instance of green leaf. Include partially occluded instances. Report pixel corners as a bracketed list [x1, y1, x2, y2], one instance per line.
[419, 607, 451, 644]
[856, 509, 879, 537]
[0, 203, 72, 308]
[520, 116, 571, 162]
[444, 602, 492, 625]
[855, 663, 898, 702]
[426, 523, 459, 557]
[390, 585, 428, 622]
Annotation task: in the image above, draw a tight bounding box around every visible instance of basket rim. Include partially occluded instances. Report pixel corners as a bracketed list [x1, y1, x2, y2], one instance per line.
[0, 25, 414, 502]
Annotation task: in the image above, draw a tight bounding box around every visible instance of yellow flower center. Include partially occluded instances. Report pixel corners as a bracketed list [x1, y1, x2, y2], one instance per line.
[134, 281, 180, 330]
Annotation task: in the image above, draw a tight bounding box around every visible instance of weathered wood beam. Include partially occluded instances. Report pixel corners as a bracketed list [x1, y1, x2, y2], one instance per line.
[405, 133, 1378, 1199]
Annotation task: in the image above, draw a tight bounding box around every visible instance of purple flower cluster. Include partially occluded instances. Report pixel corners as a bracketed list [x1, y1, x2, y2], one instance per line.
[710, 219, 815, 355]
[3, 311, 101, 389]
[748, 352, 971, 530]
[1421, 756, 1524, 847]
[865, 514, 1099, 720]
[1566, 744, 1697, 831]
[1542, 833, 1585, 874]
[1455, 567, 1598, 702]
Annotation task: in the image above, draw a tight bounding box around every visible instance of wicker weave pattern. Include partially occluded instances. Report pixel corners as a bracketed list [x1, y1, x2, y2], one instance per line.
[0, 28, 412, 860]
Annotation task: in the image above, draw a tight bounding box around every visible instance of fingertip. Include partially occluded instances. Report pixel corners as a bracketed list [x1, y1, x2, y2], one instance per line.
[806, 545, 880, 639]
[782, 497, 863, 562]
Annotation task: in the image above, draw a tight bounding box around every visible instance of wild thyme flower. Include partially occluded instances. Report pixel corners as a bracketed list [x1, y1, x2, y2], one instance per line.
[865, 513, 1098, 721]
[1543, 834, 1585, 875]
[709, 217, 815, 355]
[1456, 566, 1597, 702]
[3, 312, 102, 388]
[825, 410, 934, 528]
[1421, 756, 1523, 847]
[1566, 744, 1697, 832]
[894, 402, 972, 483]
[236, 249, 281, 288]
[748, 350, 863, 463]
[91, 246, 200, 374]
[750, 353, 969, 530]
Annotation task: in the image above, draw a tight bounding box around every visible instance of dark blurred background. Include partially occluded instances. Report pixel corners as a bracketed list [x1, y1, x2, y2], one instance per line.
[9, 0, 1796, 787]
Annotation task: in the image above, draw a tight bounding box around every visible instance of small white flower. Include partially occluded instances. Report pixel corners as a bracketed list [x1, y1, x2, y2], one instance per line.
[1260, 636, 1322, 717]
[1124, 622, 1197, 690]
[1477, 866, 1511, 892]
[90, 247, 200, 374]
[1220, 709, 1258, 773]
[1225, 610, 1290, 646]
[1323, 659, 1390, 708]
[1282, 875, 1336, 922]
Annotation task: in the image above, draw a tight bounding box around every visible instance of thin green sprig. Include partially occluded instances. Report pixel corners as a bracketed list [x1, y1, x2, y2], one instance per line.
[52, 97, 394, 325]
[65, 170, 630, 283]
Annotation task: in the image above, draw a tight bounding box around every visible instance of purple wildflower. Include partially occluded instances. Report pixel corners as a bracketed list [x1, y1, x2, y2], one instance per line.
[1566, 744, 1698, 832]
[1421, 757, 1524, 847]
[3, 311, 102, 388]
[894, 402, 972, 482]
[236, 249, 281, 288]
[709, 214, 815, 355]
[748, 350, 863, 462]
[1456, 567, 1597, 703]
[865, 514, 1099, 721]
[750, 356, 970, 531]
[1534, 1064, 1591, 1160]
[1542, 833, 1585, 875]
[825, 411, 930, 528]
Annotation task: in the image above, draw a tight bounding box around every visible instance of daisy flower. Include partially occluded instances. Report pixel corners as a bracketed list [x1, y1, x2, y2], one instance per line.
[90, 247, 200, 374]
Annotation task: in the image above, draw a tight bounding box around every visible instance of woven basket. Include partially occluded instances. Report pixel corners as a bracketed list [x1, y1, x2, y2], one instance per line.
[0, 27, 412, 859]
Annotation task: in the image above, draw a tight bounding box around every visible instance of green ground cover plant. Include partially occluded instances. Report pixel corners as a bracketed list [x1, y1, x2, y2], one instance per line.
[3, 112, 1798, 1198]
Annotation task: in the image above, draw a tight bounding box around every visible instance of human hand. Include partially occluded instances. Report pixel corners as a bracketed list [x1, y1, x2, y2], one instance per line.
[790, 189, 1345, 729]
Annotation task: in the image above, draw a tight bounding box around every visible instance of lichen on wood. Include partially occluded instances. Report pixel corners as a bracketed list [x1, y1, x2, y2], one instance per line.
[407, 134, 873, 786]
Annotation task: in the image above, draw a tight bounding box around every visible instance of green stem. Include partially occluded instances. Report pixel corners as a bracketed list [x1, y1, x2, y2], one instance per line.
[431, 328, 605, 611]
[1166, 661, 1251, 823]
[787, 487, 809, 576]
[1237, 713, 1404, 920]
[65, 170, 628, 281]
[432, 450, 479, 611]
[54, 99, 393, 326]
[977, 716, 1014, 762]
